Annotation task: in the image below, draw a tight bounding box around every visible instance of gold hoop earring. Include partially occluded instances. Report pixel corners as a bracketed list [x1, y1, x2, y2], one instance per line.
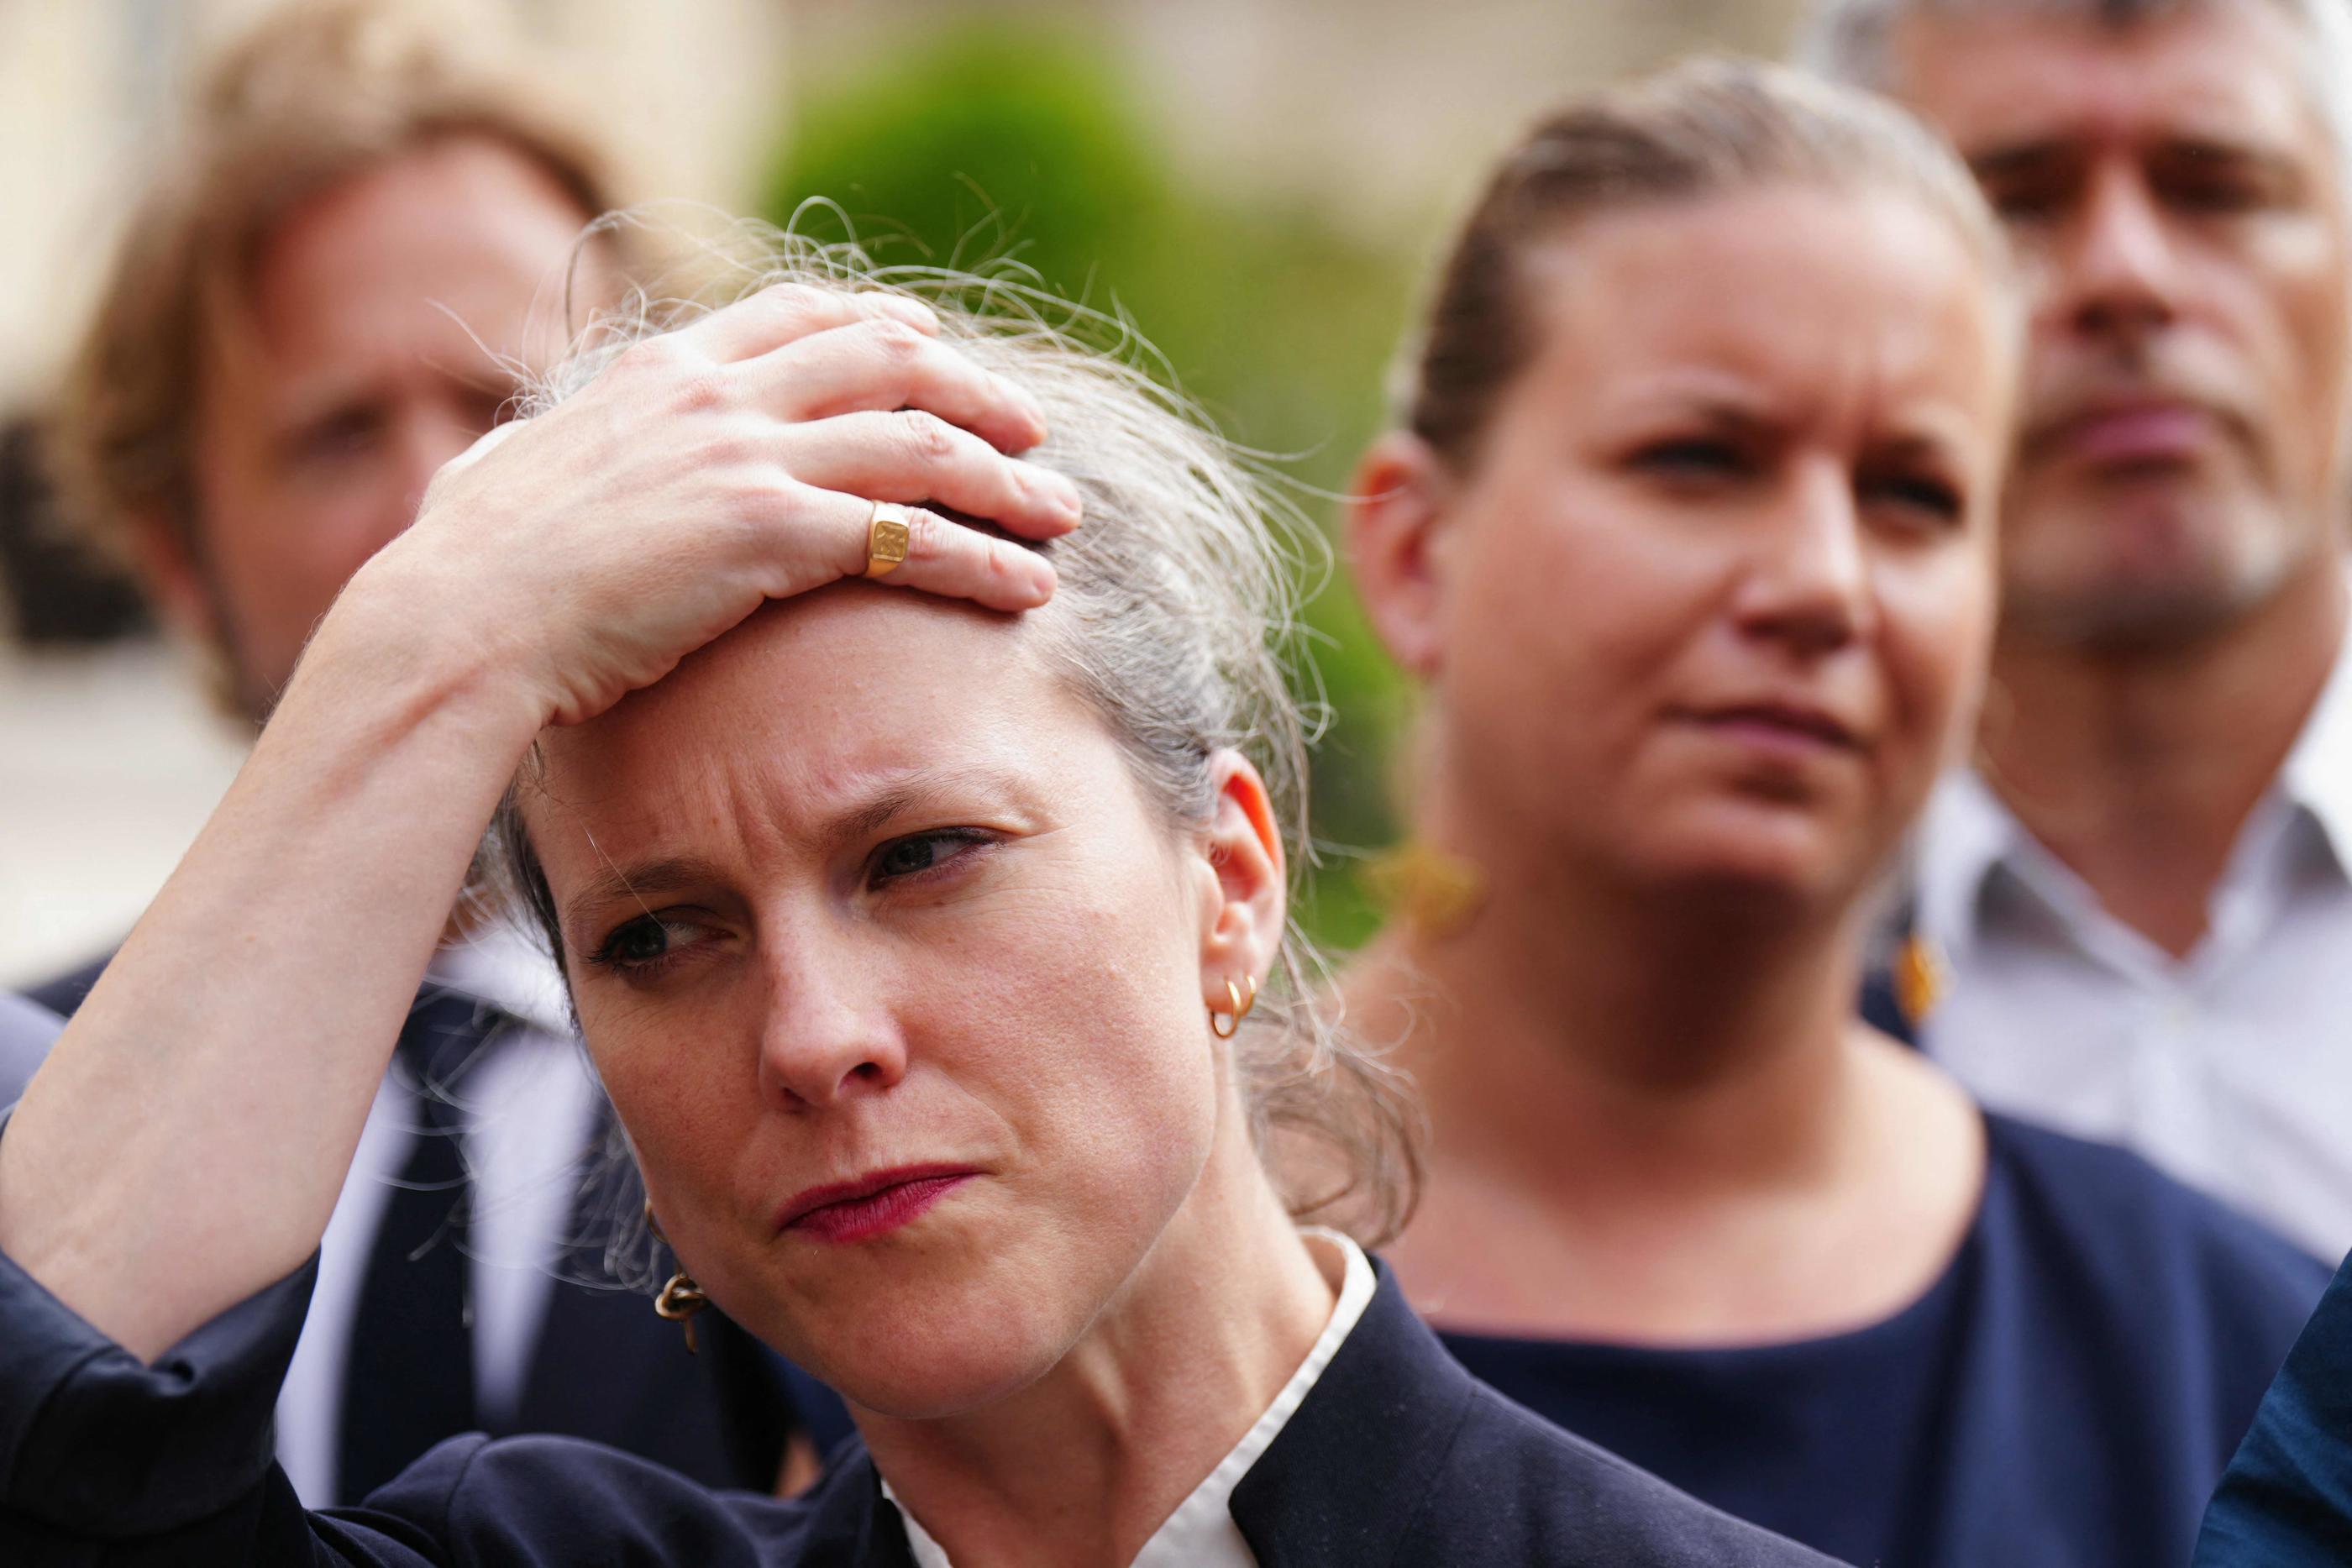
[644, 1198, 711, 1354]
[1209, 974, 1257, 1039]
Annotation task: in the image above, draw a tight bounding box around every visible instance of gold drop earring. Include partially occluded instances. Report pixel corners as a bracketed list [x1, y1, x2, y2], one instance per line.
[643, 1198, 710, 1353]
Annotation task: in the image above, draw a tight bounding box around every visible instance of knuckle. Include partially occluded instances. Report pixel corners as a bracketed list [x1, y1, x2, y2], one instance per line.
[671, 370, 730, 414]
[897, 410, 958, 462]
[866, 317, 927, 361]
[903, 508, 947, 561]
[614, 334, 685, 378]
[758, 283, 831, 328]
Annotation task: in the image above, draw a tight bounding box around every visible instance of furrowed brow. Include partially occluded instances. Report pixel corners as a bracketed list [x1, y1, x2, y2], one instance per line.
[561, 856, 728, 940]
[825, 766, 1031, 845]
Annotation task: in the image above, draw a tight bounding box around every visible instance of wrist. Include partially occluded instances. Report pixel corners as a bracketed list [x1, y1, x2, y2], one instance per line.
[291, 549, 547, 759]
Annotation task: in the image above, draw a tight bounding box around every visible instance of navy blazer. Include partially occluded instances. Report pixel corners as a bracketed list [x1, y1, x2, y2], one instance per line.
[0, 1237, 1841, 1566]
[4, 959, 820, 1497]
[2197, 1247, 2352, 1565]
[0, 992, 59, 1108]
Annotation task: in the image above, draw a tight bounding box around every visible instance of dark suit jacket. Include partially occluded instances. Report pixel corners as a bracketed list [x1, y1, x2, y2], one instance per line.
[0, 992, 59, 1108]
[2196, 1247, 2352, 1565]
[0, 1237, 1844, 1566]
[12, 952, 815, 1496]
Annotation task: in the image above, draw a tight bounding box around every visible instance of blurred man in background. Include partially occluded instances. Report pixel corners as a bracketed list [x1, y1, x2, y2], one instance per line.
[32, 0, 829, 1506]
[1803, 0, 2352, 1261]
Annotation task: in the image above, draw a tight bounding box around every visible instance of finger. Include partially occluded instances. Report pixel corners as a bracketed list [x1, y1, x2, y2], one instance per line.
[806, 494, 1055, 613]
[668, 284, 940, 364]
[778, 410, 1083, 540]
[751, 317, 1048, 454]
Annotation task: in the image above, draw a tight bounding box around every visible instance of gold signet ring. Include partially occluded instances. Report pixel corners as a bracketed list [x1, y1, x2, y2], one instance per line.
[864, 501, 913, 579]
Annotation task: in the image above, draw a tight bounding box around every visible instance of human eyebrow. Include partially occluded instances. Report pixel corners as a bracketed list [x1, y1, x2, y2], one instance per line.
[1965, 139, 2074, 183]
[824, 766, 1041, 846]
[560, 855, 730, 945]
[2150, 137, 2308, 202]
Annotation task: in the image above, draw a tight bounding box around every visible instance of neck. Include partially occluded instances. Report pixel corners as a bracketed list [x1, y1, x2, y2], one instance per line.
[857, 1103, 1336, 1568]
[1979, 554, 2345, 958]
[1357, 847, 1868, 1204]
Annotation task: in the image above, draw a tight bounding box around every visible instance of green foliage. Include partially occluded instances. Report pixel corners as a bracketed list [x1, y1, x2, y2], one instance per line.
[764, 20, 1420, 951]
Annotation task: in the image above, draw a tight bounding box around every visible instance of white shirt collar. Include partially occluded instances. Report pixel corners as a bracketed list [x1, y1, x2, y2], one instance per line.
[887, 1229, 1377, 1568]
[1914, 767, 2028, 965]
[1917, 601, 2352, 961]
[2278, 609, 2352, 872]
[424, 919, 573, 1039]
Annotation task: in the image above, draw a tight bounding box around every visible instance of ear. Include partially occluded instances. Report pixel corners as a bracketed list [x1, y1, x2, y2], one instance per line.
[1347, 430, 1456, 679]
[1194, 749, 1287, 1019]
[123, 506, 221, 648]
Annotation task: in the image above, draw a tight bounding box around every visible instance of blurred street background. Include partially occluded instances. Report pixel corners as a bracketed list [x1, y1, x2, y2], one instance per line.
[0, 0, 1802, 985]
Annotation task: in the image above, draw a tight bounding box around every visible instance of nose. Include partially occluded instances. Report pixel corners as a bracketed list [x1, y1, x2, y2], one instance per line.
[754, 941, 910, 1110]
[2053, 163, 2181, 345]
[1732, 464, 1874, 658]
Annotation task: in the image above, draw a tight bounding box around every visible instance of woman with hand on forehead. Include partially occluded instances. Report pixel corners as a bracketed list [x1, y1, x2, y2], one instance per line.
[1339, 58, 2327, 1568]
[0, 249, 1834, 1565]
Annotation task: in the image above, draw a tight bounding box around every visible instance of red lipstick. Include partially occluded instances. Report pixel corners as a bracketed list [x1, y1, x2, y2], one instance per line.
[777, 1165, 979, 1244]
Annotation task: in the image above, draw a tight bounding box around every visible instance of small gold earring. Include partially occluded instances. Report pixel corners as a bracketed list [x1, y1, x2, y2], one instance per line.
[644, 1198, 711, 1354]
[1210, 974, 1257, 1039]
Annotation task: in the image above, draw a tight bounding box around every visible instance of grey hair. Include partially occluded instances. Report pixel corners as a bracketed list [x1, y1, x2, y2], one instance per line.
[1797, 0, 2352, 185]
[490, 222, 1422, 1284]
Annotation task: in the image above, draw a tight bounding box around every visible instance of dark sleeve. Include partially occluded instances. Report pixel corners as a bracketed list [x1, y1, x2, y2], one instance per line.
[2197, 1252, 2352, 1566]
[0, 992, 60, 1108]
[0, 1233, 455, 1565]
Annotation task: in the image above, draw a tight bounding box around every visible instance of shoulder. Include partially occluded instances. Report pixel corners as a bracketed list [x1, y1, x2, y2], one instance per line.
[1976, 1111, 2327, 1403]
[360, 1431, 850, 1565]
[1983, 1112, 2328, 1308]
[1424, 1384, 1841, 1567]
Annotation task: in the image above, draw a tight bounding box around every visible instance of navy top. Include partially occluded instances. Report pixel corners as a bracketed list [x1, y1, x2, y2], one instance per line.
[0, 1243, 1840, 1568]
[1441, 1114, 2328, 1568]
[2197, 1247, 2352, 1565]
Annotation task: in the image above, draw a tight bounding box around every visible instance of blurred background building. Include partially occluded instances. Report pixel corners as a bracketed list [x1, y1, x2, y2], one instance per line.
[0, 0, 1799, 986]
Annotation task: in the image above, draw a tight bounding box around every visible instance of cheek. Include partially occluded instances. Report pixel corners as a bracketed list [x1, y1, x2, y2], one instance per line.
[579, 989, 767, 1213]
[1876, 548, 1995, 764]
[965, 863, 1222, 1207]
[1441, 478, 1719, 753]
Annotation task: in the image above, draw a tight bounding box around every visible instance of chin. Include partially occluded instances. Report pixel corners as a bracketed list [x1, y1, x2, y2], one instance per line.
[1631, 815, 1861, 916]
[2007, 491, 2302, 647]
[732, 1247, 1097, 1421]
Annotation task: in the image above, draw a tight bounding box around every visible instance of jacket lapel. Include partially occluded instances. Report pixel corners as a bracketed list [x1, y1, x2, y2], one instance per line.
[1229, 1261, 1478, 1567]
[794, 1445, 924, 1568]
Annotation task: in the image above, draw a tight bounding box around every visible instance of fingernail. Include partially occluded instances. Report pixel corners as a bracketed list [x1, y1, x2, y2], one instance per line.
[1022, 464, 1084, 523]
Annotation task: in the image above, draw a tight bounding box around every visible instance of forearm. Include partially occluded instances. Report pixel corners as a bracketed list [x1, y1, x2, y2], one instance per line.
[0, 593, 539, 1361]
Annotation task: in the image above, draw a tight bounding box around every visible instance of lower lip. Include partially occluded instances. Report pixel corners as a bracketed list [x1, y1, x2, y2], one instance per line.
[786, 1174, 975, 1243]
[2056, 406, 2213, 468]
[1695, 716, 1851, 761]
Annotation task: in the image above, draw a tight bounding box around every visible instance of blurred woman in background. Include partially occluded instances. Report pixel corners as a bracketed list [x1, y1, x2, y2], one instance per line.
[1341, 58, 2327, 1568]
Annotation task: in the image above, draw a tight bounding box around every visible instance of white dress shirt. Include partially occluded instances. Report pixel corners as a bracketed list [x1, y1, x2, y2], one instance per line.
[1914, 626, 2352, 1262]
[273, 923, 602, 1506]
[887, 1230, 1378, 1568]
